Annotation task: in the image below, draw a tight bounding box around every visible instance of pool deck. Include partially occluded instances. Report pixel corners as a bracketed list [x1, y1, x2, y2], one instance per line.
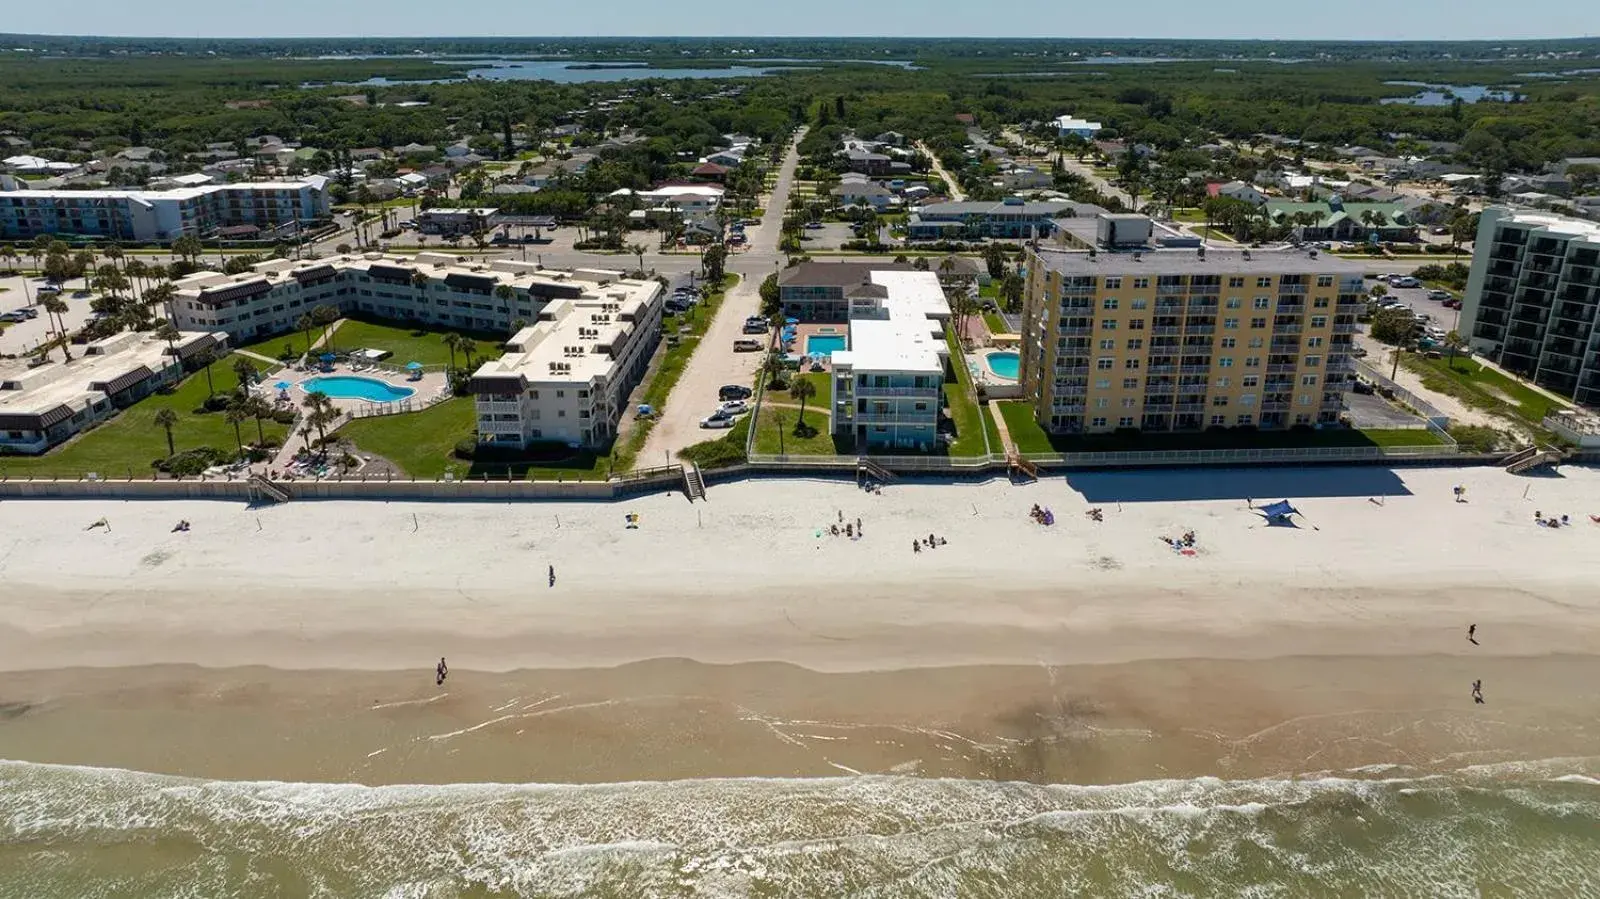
[253, 361, 450, 478]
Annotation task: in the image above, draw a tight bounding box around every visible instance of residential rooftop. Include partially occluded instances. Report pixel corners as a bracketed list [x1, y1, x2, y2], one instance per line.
[1489, 208, 1600, 242]
[469, 279, 664, 385]
[832, 270, 949, 374]
[0, 330, 221, 423]
[778, 260, 912, 287]
[1031, 246, 1368, 277]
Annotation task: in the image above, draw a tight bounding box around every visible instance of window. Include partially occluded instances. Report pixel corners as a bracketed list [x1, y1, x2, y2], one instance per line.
[578, 390, 589, 399]
[1097, 358, 1115, 370]
[1248, 337, 1264, 349]
[1236, 414, 1254, 426]
[1242, 375, 1259, 387]
[1220, 337, 1237, 348]
[1102, 298, 1119, 310]
[1250, 317, 1267, 329]
[1298, 394, 1313, 406]
[1245, 356, 1261, 367]
[1240, 394, 1257, 406]
[556, 390, 565, 398]
[1100, 319, 1118, 330]
[1216, 377, 1230, 388]
[1121, 397, 1137, 408]
[1099, 338, 1116, 350]
[1219, 357, 1234, 367]
[1256, 277, 1272, 288]
[1104, 277, 1122, 289]
[1122, 377, 1140, 389]
[1131, 298, 1147, 310]
[1119, 416, 1136, 428]
[1303, 355, 1322, 367]
[1316, 275, 1334, 287]
[1224, 317, 1240, 330]
[1307, 336, 1324, 348]
[1128, 318, 1146, 330]
[1212, 396, 1230, 407]
[1301, 374, 1319, 386]
[1253, 297, 1271, 310]
[1228, 276, 1245, 288]
[1211, 414, 1227, 426]
[1126, 338, 1144, 350]
[1313, 297, 1330, 309]
[1309, 316, 1327, 329]
[1096, 398, 1109, 409]
[1125, 358, 1142, 370]
[1096, 378, 1112, 389]
[1133, 277, 1150, 289]
[1092, 417, 1108, 427]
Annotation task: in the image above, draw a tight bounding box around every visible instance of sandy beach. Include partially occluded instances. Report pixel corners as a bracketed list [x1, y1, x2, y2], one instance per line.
[4, 464, 1600, 895]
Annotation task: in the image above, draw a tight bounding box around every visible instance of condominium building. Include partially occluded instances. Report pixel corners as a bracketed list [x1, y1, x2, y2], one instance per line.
[0, 330, 228, 455]
[171, 253, 620, 342]
[828, 270, 951, 451]
[777, 261, 911, 321]
[467, 281, 665, 450]
[1020, 246, 1365, 434]
[1461, 207, 1600, 406]
[0, 178, 331, 242]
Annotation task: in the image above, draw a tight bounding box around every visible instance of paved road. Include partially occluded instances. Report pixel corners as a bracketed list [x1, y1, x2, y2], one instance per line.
[918, 141, 965, 202]
[1000, 127, 1132, 208]
[638, 130, 805, 465]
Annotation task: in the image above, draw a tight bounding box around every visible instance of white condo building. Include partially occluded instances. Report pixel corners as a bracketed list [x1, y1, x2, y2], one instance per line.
[0, 178, 331, 242]
[829, 270, 951, 451]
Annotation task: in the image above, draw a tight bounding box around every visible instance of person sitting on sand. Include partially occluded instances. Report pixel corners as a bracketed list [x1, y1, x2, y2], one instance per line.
[912, 540, 920, 554]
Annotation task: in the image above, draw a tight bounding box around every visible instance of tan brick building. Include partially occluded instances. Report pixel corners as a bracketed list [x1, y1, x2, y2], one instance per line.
[1020, 247, 1366, 435]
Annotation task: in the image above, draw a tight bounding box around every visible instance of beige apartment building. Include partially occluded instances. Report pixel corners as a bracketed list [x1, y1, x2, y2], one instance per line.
[1020, 247, 1366, 434]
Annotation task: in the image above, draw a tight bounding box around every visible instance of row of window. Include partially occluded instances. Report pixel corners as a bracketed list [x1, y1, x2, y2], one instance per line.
[1091, 355, 1326, 370]
[1095, 275, 1337, 290]
[1082, 412, 1320, 428]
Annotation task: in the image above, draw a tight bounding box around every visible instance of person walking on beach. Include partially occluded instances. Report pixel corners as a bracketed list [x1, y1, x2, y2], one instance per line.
[1468, 624, 1478, 645]
[436, 657, 448, 686]
[1472, 679, 1484, 704]
[548, 564, 555, 588]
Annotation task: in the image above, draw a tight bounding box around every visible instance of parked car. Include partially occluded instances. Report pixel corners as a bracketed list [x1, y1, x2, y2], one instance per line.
[733, 338, 763, 352]
[804, 221, 824, 230]
[1426, 289, 1453, 301]
[0, 311, 27, 323]
[700, 411, 735, 429]
[718, 400, 750, 415]
[742, 320, 766, 334]
[719, 384, 753, 402]
[1393, 276, 1421, 288]
[1443, 299, 1462, 309]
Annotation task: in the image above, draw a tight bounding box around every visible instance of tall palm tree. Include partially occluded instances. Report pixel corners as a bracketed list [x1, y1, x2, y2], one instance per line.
[224, 399, 250, 460]
[1443, 330, 1466, 371]
[494, 284, 518, 336]
[459, 337, 479, 371]
[627, 242, 648, 274]
[411, 270, 431, 312]
[103, 243, 124, 274]
[0, 244, 18, 275]
[193, 348, 217, 399]
[155, 322, 181, 359]
[789, 377, 818, 431]
[41, 294, 72, 362]
[245, 394, 271, 445]
[144, 282, 176, 323]
[303, 390, 334, 446]
[232, 356, 257, 395]
[125, 258, 148, 303]
[442, 332, 462, 370]
[153, 407, 180, 457]
[310, 304, 340, 350]
[296, 313, 315, 357]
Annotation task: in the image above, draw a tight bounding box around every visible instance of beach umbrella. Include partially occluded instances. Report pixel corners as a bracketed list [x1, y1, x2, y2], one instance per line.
[405, 361, 423, 371]
[785, 317, 799, 325]
[273, 381, 292, 391]
[320, 353, 335, 363]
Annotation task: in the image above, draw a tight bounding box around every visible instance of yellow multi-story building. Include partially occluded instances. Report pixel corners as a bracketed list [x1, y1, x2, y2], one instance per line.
[1020, 246, 1367, 434]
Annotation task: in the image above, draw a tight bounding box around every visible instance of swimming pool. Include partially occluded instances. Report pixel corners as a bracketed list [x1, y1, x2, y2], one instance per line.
[985, 351, 1020, 381]
[806, 334, 848, 357]
[301, 375, 415, 403]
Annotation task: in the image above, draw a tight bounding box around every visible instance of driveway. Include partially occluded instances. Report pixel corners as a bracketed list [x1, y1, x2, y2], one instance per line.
[917, 141, 965, 202]
[637, 130, 806, 465]
[0, 277, 96, 357]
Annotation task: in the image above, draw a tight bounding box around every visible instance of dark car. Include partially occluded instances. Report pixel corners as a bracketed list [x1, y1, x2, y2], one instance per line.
[719, 384, 753, 402]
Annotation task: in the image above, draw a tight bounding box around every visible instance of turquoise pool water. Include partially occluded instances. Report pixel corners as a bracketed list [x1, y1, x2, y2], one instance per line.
[301, 375, 415, 403]
[806, 334, 848, 357]
[986, 351, 1020, 380]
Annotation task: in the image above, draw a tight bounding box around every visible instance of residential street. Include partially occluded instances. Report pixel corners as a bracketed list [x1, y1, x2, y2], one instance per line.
[637, 130, 805, 465]
[918, 141, 965, 202]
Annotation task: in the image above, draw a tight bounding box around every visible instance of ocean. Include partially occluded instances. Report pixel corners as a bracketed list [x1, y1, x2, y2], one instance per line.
[4, 758, 1598, 898]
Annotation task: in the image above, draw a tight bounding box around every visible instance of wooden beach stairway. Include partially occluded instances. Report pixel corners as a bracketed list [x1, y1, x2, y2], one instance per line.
[1008, 454, 1039, 482]
[1502, 444, 1564, 475]
[682, 462, 706, 502]
[247, 474, 291, 504]
[857, 457, 895, 486]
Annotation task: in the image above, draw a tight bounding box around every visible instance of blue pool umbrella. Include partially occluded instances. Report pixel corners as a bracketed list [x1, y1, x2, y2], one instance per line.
[785, 317, 799, 325]
[274, 381, 291, 390]
[405, 361, 423, 370]
[320, 353, 335, 362]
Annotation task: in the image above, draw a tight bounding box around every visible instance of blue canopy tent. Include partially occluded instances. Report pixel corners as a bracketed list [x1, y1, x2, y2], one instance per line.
[1257, 500, 1300, 527]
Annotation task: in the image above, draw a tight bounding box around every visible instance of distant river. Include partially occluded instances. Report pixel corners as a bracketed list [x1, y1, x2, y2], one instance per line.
[308, 57, 914, 87]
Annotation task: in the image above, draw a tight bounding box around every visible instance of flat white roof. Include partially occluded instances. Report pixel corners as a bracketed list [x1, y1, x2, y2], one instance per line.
[472, 280, 663, 384]
[1501, 210, 1600, 241]
[831, 270, 949, 374]
[0, 331, 209, 416]
[0, 180, 323, 202]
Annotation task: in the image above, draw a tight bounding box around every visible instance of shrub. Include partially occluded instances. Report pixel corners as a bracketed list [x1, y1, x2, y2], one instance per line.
[679, 418, 750, 468]
[453, 436, 478, 459]
[158, 446, 227, 476]
[201, 394, 232, 413]
[271, 409, 297, 424]
[1448, 425, 1507, 454]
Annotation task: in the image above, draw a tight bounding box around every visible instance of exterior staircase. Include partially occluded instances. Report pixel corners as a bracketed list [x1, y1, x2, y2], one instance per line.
[247, 474, 291, 504]
[1503, 444, 1564, 475]
[857, 457, 895, 485]
[682, 462, 706, 502]
[1009, 454, 1039, 481]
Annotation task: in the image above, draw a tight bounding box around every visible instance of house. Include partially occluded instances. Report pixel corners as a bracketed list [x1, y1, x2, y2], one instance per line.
[1209, 181, 1268, 205]
[393, 143, 437, 158]
[874, 131, 905, 147]
[115, 146, 161, 163]
[3, 155, 78, 176]
[609, 184, 724, 216]
[954, 113, 976, 126]
[444, 142, 474, 159]
[906, 198, 1091, 240]
[1265, 198, 1416, 242]
[832, 180, 897, 210]
[1524, 172, 1572, 197]
[394, 172, 430, 193]
[349, 147, 386, 162]
[489, 183, 540, 197]
[1551, 157, 1600, 176]
[149, 172, 215, 190]
[682, 213, 723, 245]
[690, 162, 731, 183]
[1399, 196, 1454, 225]
[415, 207, 501, 237]
[842, 149, 895, 176]
[998, 166, 1053, 191]
[1051, 114, 1104, 139]
[702, 149, 746, 168]
[361, 179, 402, 201]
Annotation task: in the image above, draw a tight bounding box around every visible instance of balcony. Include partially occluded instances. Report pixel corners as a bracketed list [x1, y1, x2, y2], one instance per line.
[856, 385, 941, 398]
[1056, 326, 1092, 336]
[1277, 284, 1307, 295]
[1174, 403, 1206, 414]
[1186, 300, 1219, 312]
[1146, 364, 1176, 374]
[1185, 325, 1216, 336]
[1267, 364, 1298, 374]
[1151, 326, 1183, 336]
[1050, 403, 1087, 414]
[1332, 323, 1358, 334]
[1179, 365, 1212, 375]
[1157, 285, 1187, 296]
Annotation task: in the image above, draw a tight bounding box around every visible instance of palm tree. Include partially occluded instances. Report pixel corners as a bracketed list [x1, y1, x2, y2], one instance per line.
[494, 284, 518, 336]
[999, 271, 1025, 313]
[245, 394, 271, 445]
[310, 304, 339, 350]
[627, 242, 648, 274]
[299, 424, 316, 456]
[789, 377, 818, 431]
[1443, 330, 1466, 371]
[144, 282, 175, 323]
[442, 332, 462, 370]
[459, 337, 479, 371]
[411, 270, 430, 311]
[232, 356, 257, 395]
[104, 243, 124, 274]
[171, 234, 202, 267]
[224, 399, 250, 460]
[761, 349, 787, 389]
[296, 314, 315, 357]
[41, 294, 72, 362]
[193, 348, 217, 399]
[155, 322, 181, 359]
[0, 244, 18, 275]
[125, 258, 148, 303]
[303, 390, 334, 446]
[153, 407, 180, 457]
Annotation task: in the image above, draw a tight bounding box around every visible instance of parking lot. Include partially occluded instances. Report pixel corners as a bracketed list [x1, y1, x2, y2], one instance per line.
[0, 276, 97, 357]
[1367, 276, 1464, 333]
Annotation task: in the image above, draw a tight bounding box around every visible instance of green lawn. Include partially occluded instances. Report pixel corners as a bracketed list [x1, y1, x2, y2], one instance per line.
[997, 400, 1443, 454]
[323, 319, 505, 368]
[1169, 208, 1207, 223]
[0, 356, 286, 478]
[982, 311, 1010, 334]
[1194, 227, 1238, 243]
[752, 403, 839, 455]
[944, 330, 990, 457]
[981, 401, 1005, 454]
[1399, 355, 1565, 433]
[340, 397, 609, 480]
